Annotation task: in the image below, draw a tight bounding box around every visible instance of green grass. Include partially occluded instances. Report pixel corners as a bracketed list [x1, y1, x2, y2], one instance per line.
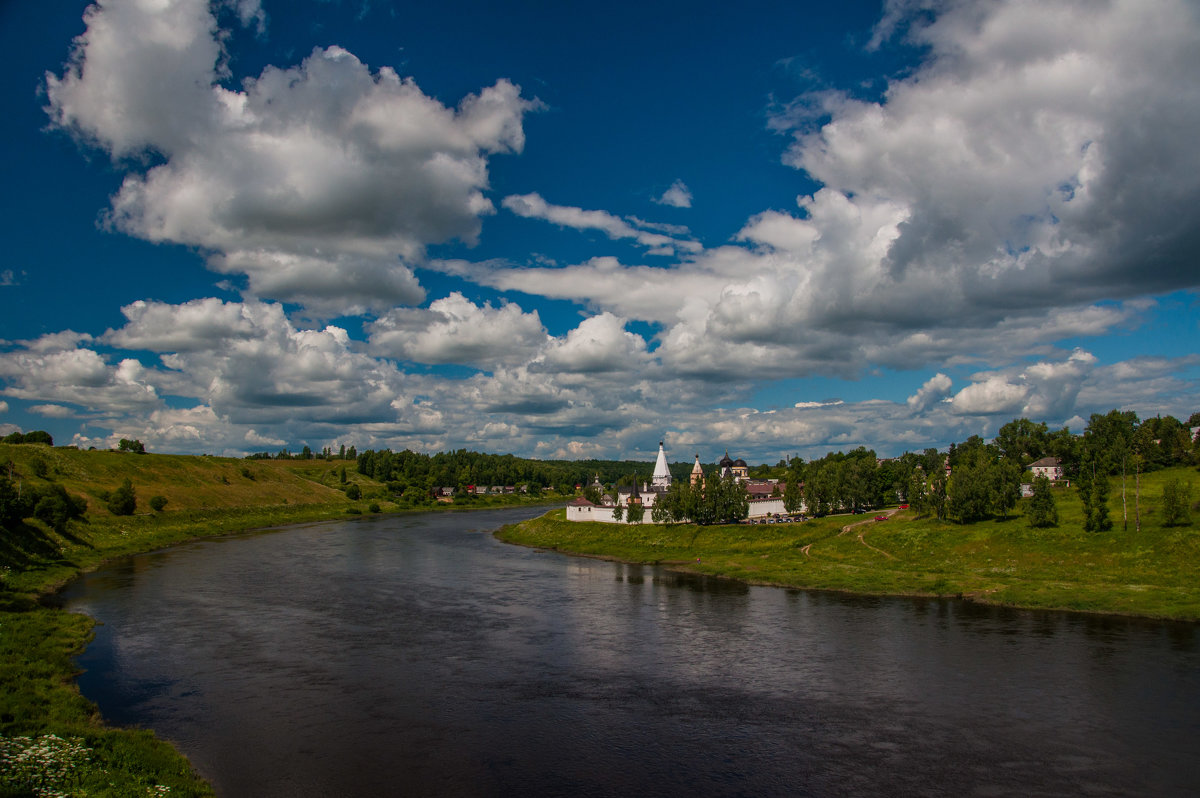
[497, 467, 1200, 621]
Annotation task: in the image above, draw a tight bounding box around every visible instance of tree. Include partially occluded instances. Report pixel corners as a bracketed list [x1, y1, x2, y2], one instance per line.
[625, 501, 645, 524]
[1027, 475, 1058, 528]
[1131, 423, 1155, 533]
[990, 460, 1022, 519]
[928, 468, 948, 521]
[1161, 479, 1192, 527]
[995, 418, 1050, 464]
[907, 468, 929, 516]
[947, 450, 991, 523]
[1085, 410, 1137, 530]
[3, 430, 53, 445]
[1078, 453, 1112, 533]
[611, 504, 623, 522]
[32, 484, 87, 532]
[149, 495, 168, 512]
[0, 472, 33, 528]
[117, 438, 146, 454]
[107, 478, 137, 516]
[783, 478, 804, 514]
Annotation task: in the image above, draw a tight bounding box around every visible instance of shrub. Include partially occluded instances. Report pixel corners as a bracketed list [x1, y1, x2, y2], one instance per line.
[29, 455, 49, 479]
[107, 478, 136, 516]
[32, 485, 87, 531]
[149, 495, 168, 512]
[368, 502, 381, 513]
[345, 483, 362, 500]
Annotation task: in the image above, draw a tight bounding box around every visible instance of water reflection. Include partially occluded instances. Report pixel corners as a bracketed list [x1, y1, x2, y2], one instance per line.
[58, 507, 1200, 798]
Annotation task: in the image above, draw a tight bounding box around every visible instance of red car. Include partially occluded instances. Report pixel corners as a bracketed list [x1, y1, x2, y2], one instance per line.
[874, 515, 888, 521]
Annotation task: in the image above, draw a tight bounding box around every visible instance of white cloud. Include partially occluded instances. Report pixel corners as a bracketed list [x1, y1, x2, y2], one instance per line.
[948, 349, 1098, 418]
[538, 313, 650, 374]
[46, 0, 539, 315]
[906, 373, 952, 411]
[105, 298, 266, 352]
[473, 0, 1199, 385]
[367, 292, 547, 367]
[0, 336, 161, 413]
[501, 193, 701, 255]
[655, 179, 693, 208]
[245, 428, 286, 448]
[950, 376, 1029, 416]
[30, 404, 75, 418]
[795, 399, 845, 409]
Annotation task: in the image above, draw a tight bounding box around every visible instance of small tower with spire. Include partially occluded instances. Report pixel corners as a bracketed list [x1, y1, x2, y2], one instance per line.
[651, 440, 673, 491]
[690, 454, 704, 487]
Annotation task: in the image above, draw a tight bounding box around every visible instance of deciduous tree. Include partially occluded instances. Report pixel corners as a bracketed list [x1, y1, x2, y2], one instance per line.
[1027, 475, 1058, 528]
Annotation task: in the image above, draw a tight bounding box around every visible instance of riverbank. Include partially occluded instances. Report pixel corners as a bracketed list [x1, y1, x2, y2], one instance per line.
[496, 469, 1200, 622]
[0, 444, 560, 796]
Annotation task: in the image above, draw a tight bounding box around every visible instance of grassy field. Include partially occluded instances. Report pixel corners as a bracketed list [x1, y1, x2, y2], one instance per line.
[497, 466, 1200, 621]
[0, 443, 548, 797]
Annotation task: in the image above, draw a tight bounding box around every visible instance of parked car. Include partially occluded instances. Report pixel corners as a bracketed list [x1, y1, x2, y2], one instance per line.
[874, 515, 888, 521]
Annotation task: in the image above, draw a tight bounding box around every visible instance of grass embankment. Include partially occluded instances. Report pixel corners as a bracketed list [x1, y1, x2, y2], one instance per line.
[498, 467, 1200, 621]
[0, 444, 392, 796]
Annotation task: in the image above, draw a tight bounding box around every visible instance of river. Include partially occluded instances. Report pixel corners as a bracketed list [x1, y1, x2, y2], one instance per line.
[56, 507, 1200, 797]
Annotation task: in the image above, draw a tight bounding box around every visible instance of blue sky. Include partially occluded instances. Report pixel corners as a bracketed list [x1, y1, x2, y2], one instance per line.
[1, 0, 1197, 463]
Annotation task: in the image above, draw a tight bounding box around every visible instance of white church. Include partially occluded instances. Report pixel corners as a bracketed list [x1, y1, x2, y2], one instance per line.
[565, 441, 791, 524]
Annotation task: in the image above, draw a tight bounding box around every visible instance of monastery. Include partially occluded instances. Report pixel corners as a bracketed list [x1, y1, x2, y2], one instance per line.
[565, 441, 794, 524]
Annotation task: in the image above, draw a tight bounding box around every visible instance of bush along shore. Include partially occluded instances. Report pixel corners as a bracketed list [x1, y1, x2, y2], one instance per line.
[497, 466, 1200, 622]
[0, 443, 560, 797]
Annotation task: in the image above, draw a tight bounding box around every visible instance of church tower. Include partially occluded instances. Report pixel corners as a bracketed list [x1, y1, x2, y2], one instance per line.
[651, 440, 672, 491]
[690, 454, 704, 487]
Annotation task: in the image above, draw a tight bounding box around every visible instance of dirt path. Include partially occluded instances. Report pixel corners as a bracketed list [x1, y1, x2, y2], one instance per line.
[826, 508, 900, 559]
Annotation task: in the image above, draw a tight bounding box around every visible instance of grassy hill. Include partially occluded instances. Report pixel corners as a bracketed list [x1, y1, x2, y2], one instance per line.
[497, 466, 1200, 621]
[0, 444, 386, 598]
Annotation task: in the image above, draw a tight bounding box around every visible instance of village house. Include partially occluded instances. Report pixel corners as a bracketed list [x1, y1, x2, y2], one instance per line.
[1028, 457, 1063, 481]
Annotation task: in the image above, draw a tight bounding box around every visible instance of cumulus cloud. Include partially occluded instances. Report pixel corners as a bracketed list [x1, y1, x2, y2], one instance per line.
[948, 349, 1097, 418]
[538, 313, 650, 373]
[46, 0, 539, 315]
[0, 341, 160, 412]
[474, 0, 1199, 383]
[501, 193, 701, 255]
[950, 376, 1029, 416]
[655, 179, 693, 208]
[906, 373, 952, 411]
[367, 292, 547, 367]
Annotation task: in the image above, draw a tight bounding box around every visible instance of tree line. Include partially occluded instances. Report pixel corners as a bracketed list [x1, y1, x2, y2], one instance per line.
[776, 410, 1198, 526]
[353, 447, 687, 500]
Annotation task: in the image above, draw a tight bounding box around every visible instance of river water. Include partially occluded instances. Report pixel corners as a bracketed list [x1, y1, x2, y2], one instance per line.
[57, 507, 1199, 797]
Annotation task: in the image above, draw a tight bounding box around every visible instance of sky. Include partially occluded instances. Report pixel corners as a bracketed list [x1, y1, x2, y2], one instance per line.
[0, 0, 1198, 465]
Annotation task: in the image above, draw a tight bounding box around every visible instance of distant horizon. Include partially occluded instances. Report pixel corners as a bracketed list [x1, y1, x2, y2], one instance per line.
[1, 0, 1197, 464]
